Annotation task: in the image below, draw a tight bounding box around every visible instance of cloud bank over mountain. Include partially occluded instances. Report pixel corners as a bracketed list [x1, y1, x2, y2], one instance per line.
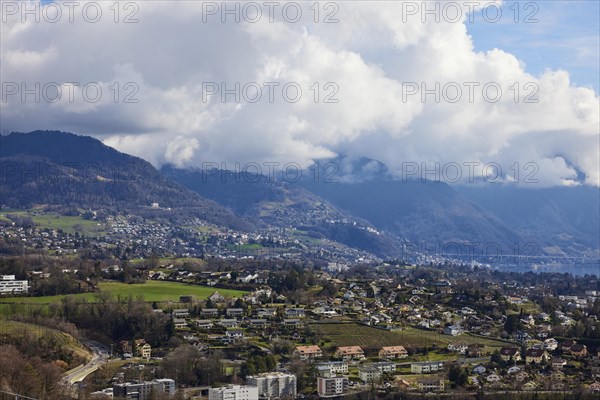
[1, 1, 598, 186]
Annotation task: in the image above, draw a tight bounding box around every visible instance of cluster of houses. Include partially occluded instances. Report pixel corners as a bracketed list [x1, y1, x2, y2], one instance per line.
[87, 263, 600, 398]
[293, 344, 447, 394]
[163, 291, 312, 345]
[138, 270, 600, 396]
[118, 339, 152, 360]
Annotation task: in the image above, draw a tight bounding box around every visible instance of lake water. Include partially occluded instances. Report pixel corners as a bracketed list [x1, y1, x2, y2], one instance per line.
[493, 263, 600, 277]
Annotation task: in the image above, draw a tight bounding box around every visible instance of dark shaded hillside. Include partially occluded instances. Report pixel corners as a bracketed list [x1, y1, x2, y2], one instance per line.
[457, 185, 600, 255]
[161, 166, 286, 216]
[0, 131, 251, 230]
[299, 178, 524, 255]
[161, 165, 402, 257]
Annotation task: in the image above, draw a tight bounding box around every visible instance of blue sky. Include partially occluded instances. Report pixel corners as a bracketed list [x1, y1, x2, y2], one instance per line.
[467, 0, 600, 92]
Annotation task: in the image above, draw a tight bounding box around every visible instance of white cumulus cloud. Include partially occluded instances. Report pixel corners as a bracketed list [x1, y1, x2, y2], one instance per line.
[1, 0, 598, 186]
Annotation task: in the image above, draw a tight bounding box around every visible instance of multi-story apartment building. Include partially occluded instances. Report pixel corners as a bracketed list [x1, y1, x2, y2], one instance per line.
[208, 385, 258, 400]
[0, 275, 29, 294]
[317, 376, 349, 398]
[246, 372, 297, 399]
[113, 379, 175, 400]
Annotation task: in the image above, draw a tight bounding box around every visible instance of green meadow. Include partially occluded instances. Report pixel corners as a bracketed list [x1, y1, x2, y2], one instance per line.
[0, 280, 247, 306]
[0, 209, 107, 236]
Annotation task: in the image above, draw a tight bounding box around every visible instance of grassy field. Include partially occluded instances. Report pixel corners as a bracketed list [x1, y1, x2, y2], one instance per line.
[0, 209, 107, 236]
[0, 281, 248, 305]
[506, 301, 541, 316]
[311, 323, 511, 353]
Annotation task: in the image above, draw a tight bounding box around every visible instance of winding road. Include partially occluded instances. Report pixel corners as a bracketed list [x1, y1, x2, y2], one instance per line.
[62, 338, 111, 385]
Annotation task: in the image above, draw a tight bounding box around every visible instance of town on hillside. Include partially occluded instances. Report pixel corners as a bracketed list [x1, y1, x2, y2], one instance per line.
[1, 253, 599, 400]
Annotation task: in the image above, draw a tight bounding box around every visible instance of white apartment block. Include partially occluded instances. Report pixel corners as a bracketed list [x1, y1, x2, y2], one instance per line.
[317, 376, 349, 398]
[246, 372, 297, 399]
[316, 361, 349, 375]
[0, 275, 29, 294]
[209, 385, 258, 400]
[411, 361, 444, 374]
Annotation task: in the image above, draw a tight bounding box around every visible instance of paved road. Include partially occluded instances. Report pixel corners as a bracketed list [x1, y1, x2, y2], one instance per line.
[62, 338, 110, 385]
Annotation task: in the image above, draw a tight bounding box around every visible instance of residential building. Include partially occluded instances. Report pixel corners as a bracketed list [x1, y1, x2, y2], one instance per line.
[368, 362, 396, 373]
[256, 308, 277, 318]
[173, 318, 187, 329]
[417, 379, 444, 392]
[525, 348, 549, 365]
[551, 358, 567, 369]
[0, 275, 29, 294]
[499, 347, 521, 363]
[508, 366, 521, 374]
[283, 319, 302, 328]
[196, 320, 214, 329]
[227, 308, 245, 317]
[570, 344, 588, 358]
[209, 385, 258, 400]
[444, 325, 462, 336]
[411, 361, 444, 374]
[120, 340, 133, 354]
[358, 365, 381, 383]
[335, 346, 365, 360]
[294, 345, 322, 360]
[219, 319, 241, 328]
[543, 338, 558, 351]
[473, 365, 486, 375]
[317, 365, 335, 378]
[378, 346, 408, 359]
[202, 308, 220, 317]
[316, 362, 348, 376]
[209, 292, 225, 302]
[513, 331, 530, 342]
[135, 341, 152, 360]
[113, 379, 175, 400]
[248, 319, 268, 329]
[172, 309, 189, 318]
[447, 342, 468, 354]
[90, 388, 114, 398]
[588, 382, 600, 393]
[237, 273, 258, 283]
[284, 308, 306, 318]
[317, 376, 349, 398]
[246, 372, 297, 399]
[226, 329, 245, 339]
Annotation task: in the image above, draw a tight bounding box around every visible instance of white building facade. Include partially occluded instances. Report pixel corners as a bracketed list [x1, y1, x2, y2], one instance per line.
[209, 385, 259, 400]
[0, 275, 29, 294]
[246, 372, 297, 399]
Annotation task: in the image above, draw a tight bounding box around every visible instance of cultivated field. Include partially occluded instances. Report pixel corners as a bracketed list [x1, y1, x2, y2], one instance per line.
[311, 322, 512, 353]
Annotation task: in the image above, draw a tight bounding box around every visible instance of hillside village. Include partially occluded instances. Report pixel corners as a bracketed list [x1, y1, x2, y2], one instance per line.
[1, 207, 599, 400]
[0, 210, 380, 264]
[2, 254, 599, 399]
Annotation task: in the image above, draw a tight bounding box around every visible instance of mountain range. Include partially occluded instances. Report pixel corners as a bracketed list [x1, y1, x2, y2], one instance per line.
[1, 131, 598, 261]
[0, 131, 250, 230]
